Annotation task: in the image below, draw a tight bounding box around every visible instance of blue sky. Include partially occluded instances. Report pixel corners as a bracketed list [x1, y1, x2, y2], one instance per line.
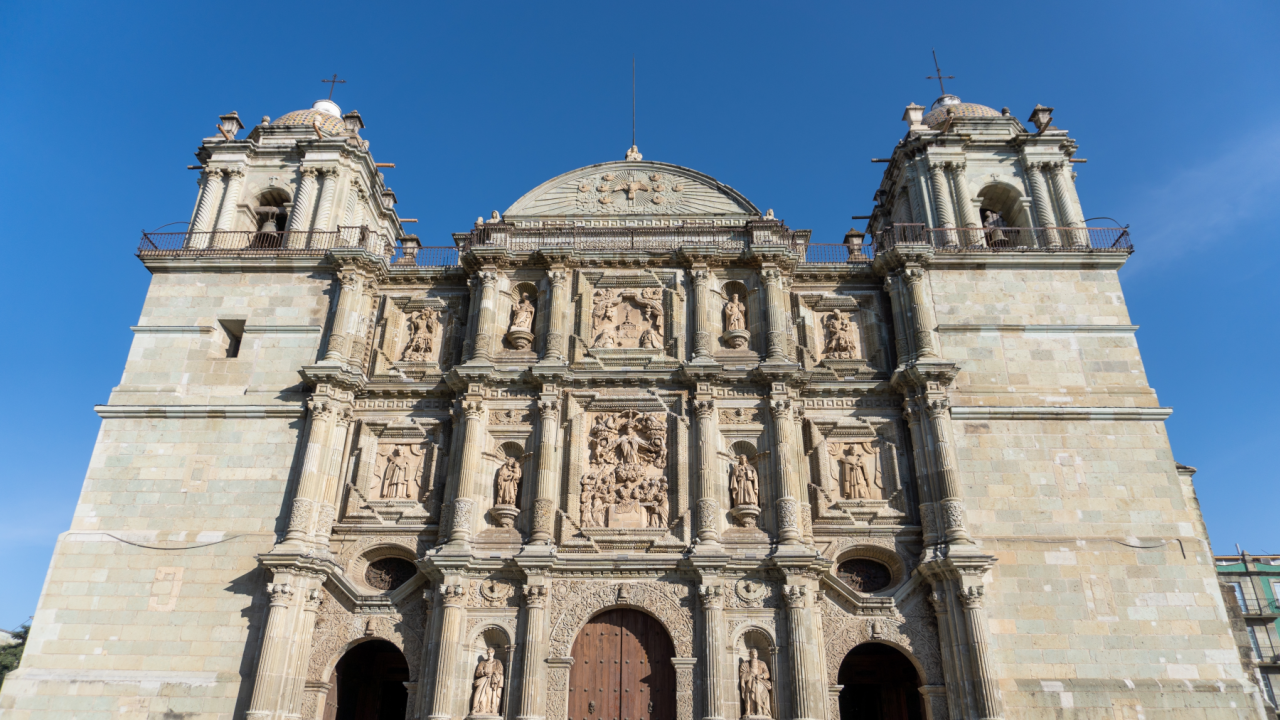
[1, 1, 1277, 629]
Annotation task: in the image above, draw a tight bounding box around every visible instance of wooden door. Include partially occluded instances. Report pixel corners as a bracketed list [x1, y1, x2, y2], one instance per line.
[569, 609, 676, 720]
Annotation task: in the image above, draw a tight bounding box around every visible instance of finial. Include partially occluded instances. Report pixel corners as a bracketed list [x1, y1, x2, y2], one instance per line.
[902, 103, 926, 130]
[260, 115, 271, 125]
[764, 209, 775, 220]
[1028, 104, 1055, 133]
[625, 145, 643, 161]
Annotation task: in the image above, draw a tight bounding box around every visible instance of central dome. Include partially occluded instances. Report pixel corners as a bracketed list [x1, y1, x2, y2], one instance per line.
[921, 94, 1002, 128]
[271, 99, 346, 135]
[503, 159, 760, 222]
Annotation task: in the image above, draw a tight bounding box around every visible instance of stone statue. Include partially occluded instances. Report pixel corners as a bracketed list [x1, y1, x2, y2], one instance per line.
[377, 444, 423, 500]
[625, 145, 643, 161]
[832, 442, 882, 500]
[495, 457, 522, 506]
[471, 647, 504, 716]
[821, 309, 859, 360]
[739, 648, 772, 718]
[729, 454, 759, 507]
[401, 308, 438, 362]
[508, 292, 535, 333]
[724, 294, 747, 332]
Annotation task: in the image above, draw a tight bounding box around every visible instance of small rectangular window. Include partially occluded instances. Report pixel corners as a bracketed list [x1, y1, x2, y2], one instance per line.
[1249, 627, 1264, 657]
[219, 319, 245, 358]
[1262, 673, 1277, 707]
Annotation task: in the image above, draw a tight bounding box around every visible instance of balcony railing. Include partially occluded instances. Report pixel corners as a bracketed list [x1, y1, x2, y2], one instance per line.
[1237, 597, 1280, 616]
[876, 224, 1132, 253]
[803, 243, 874, 264]
[138, 228, 461, 267]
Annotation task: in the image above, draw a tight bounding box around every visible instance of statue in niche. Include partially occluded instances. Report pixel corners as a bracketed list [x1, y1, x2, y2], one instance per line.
[830, 441, 882, 500]
[822, 309, 859, 359]
[376, 444, 425, 500]
[729, 454, 759, 507]
[509, 292, 535, 332]
[494, 457, 522, 506]
[401, 308, 439, 362]
[738, 648, 773, 718]
[724, 294, 747, 331]
[580, 409, 669, 529]
[470, 647, 505, 716]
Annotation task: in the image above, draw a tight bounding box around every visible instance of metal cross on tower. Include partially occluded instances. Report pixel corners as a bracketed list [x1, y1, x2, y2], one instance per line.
[321, 74, 346, 100]
[926, 49, 954, 95]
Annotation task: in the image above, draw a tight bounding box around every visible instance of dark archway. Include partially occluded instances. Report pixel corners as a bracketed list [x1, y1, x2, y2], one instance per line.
[568, 608, 676, 720]
[837, 643, 922, 720]
[326, 639, 410, 720]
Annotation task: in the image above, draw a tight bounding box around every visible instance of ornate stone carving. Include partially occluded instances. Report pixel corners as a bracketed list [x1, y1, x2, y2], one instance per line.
[734, 579, 770, 608]
[738, 649, 773, 719]
[580, 410, 669, 529]
[374, 443, 427, 500]
[401, 307, 439, 362]
[470, 647, 505, 715]
[720, 408, 760, 424]
[505, 291, 536, 351]
[477, 578, 516, 608]
[698, 584, 724, 609]
[782, 585, 807, 609]
[819, 593, 943, 685]
[365, 558, 417, 592]
[821, 309, 860, 360]
[532, 497, 556, 537]
[441, 583, 467, 607]
[307, 588, 426, 686]
[490, 409, 531, 425]
[958, 586, 985, 609]
[827, 440, 883, 500]
[547, 580, 693, 657]
[590, 288, 665, 350]
[523, 585, 548, 608]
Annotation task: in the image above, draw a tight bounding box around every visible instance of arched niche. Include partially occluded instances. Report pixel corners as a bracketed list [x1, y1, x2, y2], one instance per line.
[324, 638, 411, 720]
[731, 627, 778, 720]
[718, 280, 752, 351]
[247, 186, 292, 245]
[503, 281, 541, 353]
[977, 181, 1033, 234]
[829, 544, 907, 596]
[836, 642, 924, 720]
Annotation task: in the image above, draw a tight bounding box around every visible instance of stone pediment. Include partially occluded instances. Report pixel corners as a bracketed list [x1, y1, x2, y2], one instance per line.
[503, 160, 760, 221]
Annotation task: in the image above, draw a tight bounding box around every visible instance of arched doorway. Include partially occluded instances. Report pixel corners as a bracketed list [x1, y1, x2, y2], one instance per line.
[325, 639, 410, 720]
[837, 643, 922, 720]
[568, 608, 676, 720]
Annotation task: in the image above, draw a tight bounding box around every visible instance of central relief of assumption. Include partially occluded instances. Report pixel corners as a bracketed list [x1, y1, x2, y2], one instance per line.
[581, 410, 670, 530]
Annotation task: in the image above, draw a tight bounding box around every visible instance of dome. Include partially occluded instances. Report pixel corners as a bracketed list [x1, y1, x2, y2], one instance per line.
[271, 99, 346, 135]
[921, 94, 1002, 128]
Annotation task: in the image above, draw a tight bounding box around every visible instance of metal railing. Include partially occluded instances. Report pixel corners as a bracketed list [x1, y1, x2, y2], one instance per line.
[388, 246, 462, 267]
[1238, 598, 1280, 616]
[876, 224, 1132, 253]
[804, 243, 874, 264]
[138, 226, 396, 258]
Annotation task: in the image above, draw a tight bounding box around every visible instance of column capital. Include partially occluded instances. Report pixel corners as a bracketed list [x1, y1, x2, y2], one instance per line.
[925, 397, 950, 418]
[477, 270, 501, 286]
[537, 398, 561, 416]
[693, 399, 716, 419]
[440, 583, 467, 607]
[304, 587, 323, 611]
[268, 582, 295, 606]
[698, 584, 724, 609]
[691, 268, 711, 285]
[547, 269, 568, 287]
[522, 585, 549, 608]
[760, 267, 783, 284]
[300, 166, 321, 179]
[958, 585, 985, 610]
[781, 584, 807, 609]
[768, 398, 792, 420]
[463, 400, 486, 419]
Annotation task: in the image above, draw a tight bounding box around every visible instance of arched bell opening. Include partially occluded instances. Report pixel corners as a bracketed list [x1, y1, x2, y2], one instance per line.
[567, 608, 676, 720]
[837, 642, 923, 720]
[325, 638, 410, 720]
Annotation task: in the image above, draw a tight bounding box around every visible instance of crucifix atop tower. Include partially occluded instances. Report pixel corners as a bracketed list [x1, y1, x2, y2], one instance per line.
[321, 74, 346, 100]
[926, 49, 954, 96]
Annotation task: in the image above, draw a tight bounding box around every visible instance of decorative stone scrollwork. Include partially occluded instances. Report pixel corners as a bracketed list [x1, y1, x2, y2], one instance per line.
[720, 408, 760, 424]
[580, 410, 669, 529]
[452, 498, 475, 535]
[590, 288, 665, 350]
[696, 497, 720, 535]
[941, 499, 965, 531]
[776, 497, 799, 532]
[820, 593, 943, 685]
[532, 497, 556, 537]
[734, 579, 770, 608]
[547, 579, 693, 657]
[477, 579, 516, 608]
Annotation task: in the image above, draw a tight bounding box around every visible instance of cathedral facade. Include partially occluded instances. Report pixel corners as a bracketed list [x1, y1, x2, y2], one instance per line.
[0, 96, 1266, 720]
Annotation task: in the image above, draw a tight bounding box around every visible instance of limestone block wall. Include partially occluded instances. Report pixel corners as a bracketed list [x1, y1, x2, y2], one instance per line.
[930, 263, 1261, 717]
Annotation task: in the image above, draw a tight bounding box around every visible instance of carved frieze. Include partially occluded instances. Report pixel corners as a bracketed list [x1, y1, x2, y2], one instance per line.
[580, 410, 670, 530]
[590, 288, 666, 350]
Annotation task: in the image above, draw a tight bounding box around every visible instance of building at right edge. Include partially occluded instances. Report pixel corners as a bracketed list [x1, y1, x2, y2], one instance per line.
[865, 93, 1269, 718]
[1217, 552, 1280, 716]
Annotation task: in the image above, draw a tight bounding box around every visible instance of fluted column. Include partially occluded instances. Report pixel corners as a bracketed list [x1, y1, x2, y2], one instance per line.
[958, 586, 1004, 720]
[530, 396, 560, 544]
[924, 398, 971, 545]
[430, 584, 468, 720]
[760, 268, 789, 363]
[287, 167, 320, 246]
[449, 399, 487, 545]
[698, 585, 727, 720]
[190, 169, 224, 243]
[517, 585, 549, 720]
[882, 276, 910, 364]
[214, 167, 245, 233]
[284, 399, 341, 546]
[903, 404, 941, 553]
[691, 269, 714, 362]
[693, 399, 721, 544]
[928, 162, 957, 246]
[311, 168, 340, 234]
[769, 398, 803, 545]
[246, 581, 298, 720]
[782, 586, 819, 720]
[283, 585, 323, 716]
[545, 270, 569, 362]
[901, 269, 938, 360]
[947, 161, 982, 247]
[906, 164, 931, 225]
[323, 271, 360, 363]
[1025, 162, 1059, 248]
[471, 271, 501, 362]
[1049, 162, 1088, 248]
[927, 590, 964, 720]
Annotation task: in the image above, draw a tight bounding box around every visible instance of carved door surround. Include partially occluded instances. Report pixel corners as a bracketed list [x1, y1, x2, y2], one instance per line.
[568, 609, 676, 720]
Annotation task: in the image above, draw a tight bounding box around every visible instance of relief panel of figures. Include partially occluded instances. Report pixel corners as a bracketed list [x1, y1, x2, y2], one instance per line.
[370, 292, 467, 377]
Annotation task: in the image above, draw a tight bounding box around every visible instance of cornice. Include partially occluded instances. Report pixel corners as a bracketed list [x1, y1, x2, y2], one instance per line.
[948, 405, 1172, 421]
[95, 404, 305, 419]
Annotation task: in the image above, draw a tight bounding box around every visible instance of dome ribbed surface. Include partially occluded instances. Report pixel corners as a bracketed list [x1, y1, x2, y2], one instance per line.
[922, 102, 1002, 128]
[271, 108, 345, 135]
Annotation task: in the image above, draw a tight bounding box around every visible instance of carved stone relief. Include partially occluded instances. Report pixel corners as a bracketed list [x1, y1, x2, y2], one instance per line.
[720, 408, 761, 424]
[580, 410, 670, 529]
[307, 588, 427, 685]
[374, 443, 428, 500]
[401, 307, 439, 362]
[591, 288, 665, 350]
[827, 440, 883, 500]
[819, 591, 943, 685]
[820, 309, 861, 360]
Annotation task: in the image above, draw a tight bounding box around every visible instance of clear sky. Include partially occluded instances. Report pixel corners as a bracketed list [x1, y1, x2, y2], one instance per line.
[1, 1, 1277, 629]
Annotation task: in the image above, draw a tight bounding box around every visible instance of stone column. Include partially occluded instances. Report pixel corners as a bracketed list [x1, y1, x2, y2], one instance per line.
[471, 271, 501, 362]
[1024, 163, 1059, 248]
[782, 586, 820, 720]
[769, 398, 803, 545]
[530, 396, 561, 544]
[903, 404, 941, 553]
[287, 167, 320, 246]
[882, 276, 910, 364]
[958, 586, 1004, 720]
[927, 162, 956, 246]
[690, 269, 714, 362]
[901, 269, 938, 360]
[1049, 162, 1088, 248]
[545, 270, 569, 363]
[927, 589, 964, 720]
[923, 398, 971, 545]
[283, 585, 323, 716]
[323, 271, 361, 363]
[760, 268, 789, 363]
[284, 399, 341, 546]
[698, 585, 727, 720]
[311, 168, 340, 235]
[947, 161, 982, 247]
[246, 581, 298, 720]
[694, 399, 721, 544]
[904, 167, 929, 226]
[190, 168, 224, 242]
[214, 167, 245, 233]
[429, 583, 468, 720]
[517, 585, 549, 720]
[448, 399, 487, 546]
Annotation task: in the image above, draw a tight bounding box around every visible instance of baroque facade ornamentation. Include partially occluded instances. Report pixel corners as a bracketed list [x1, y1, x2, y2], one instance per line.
[580, 410, 670, 529]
